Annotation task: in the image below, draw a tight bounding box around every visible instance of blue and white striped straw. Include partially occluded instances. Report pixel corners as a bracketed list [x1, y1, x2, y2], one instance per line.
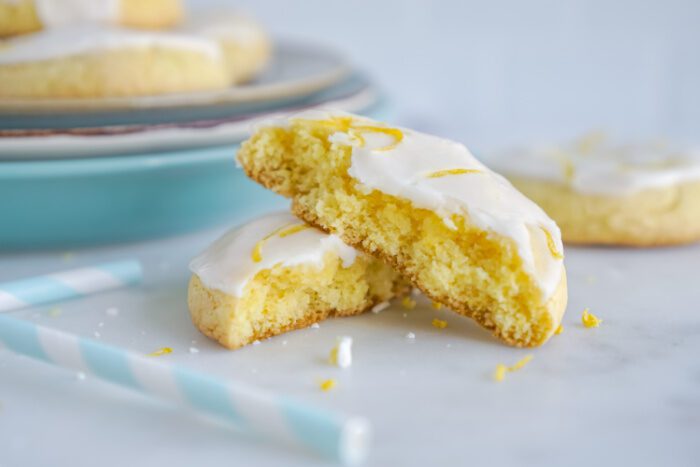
[0, 260, 142, 312]
[0, 314, 371, 464]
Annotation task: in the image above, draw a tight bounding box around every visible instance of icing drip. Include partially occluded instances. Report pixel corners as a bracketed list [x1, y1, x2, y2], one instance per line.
[190, 212, 359, 297]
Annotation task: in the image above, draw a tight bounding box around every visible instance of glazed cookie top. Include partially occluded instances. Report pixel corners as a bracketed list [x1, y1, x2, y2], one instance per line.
[258, 110, 565, 300]
[487, 133, 700, 196]
[0, 23, 223, 65]
[190, 212, 358, 297]
[30, 0, 120, 27]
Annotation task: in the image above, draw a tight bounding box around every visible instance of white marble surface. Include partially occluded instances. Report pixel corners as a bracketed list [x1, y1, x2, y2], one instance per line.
[1, 222, 700, 467]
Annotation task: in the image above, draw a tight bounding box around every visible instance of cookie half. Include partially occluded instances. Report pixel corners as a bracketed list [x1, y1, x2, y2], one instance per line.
[488, 135, 700, 246]
[237, 111, 568, 347]
[188, 212, 408, 349]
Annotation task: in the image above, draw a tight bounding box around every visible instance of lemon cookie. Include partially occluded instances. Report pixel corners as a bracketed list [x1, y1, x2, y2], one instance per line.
[188, 212, 408, 350]
[0, 0, 183, 37]
[488, 134, 700, 246]
[0, 24, 229, 98]
[237, 111, 568, 347]
[181, 12, 271, 84]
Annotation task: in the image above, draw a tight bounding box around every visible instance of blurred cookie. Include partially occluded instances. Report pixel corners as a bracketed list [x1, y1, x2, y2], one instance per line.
[182, 12, 271, 84]
[0, 24, 229, 98]
[0, 0, 184, 37]
[488, 133, 700, 246]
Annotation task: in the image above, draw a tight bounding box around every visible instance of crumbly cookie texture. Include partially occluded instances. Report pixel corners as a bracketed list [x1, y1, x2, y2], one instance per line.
[488, 135, 700, 246]
[237, 111, 568, 347]
[0, 0, 183, 37]
[188, 214, 408, 349]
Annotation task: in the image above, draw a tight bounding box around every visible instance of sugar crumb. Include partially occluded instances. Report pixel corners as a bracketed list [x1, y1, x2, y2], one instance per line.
[371, 301, 390, 314]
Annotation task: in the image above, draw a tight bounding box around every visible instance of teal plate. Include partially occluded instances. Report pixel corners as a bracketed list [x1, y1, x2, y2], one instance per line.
[0, 101, 389, 250]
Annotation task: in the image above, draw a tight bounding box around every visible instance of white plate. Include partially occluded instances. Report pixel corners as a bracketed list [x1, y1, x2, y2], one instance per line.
[0, 87, 380, 160]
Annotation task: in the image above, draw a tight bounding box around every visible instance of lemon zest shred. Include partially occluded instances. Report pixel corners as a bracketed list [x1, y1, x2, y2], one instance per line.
[432, 318, 448, 329]
[328, 347, 339, 366]
[147, 347, 173, 357]
[401, 297, 416, 310]
[320, 379, 337, 392]
[251, 222, 307, 262]
[493, 355, 534, 382]
[431, 301, 443, 310]
[493, 364, 507, 382]
[278, 224, 310, 238]
[425, 168, 481, 179]
[554, 324, 564, 335]
[582, 308, 602, 328]
[541, 226, 564, 260]
[294, 116, 404, 152]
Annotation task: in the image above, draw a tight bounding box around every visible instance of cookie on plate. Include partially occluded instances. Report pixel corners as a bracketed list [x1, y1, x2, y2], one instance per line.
[0, 25, 229, 98]
[188, 212, 408, 350]
[0, 0, 184, 37]
[181, 12, 271, 85]
[237, 111, 568, 347]
[487, 133, 700, 246]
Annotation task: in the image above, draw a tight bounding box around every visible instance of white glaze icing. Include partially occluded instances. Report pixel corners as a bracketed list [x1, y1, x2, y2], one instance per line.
[34, 0, 119, 27]
[486, 134, 700, 196]
[259, 110, 564, 300]
[190, 212, 359, 297]
[0, 24, 223, 65]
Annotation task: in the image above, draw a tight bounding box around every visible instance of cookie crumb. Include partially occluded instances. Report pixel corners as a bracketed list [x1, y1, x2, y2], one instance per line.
[582, 308, 602, 328]
[432, 318, 448, 329]
[147, 347, 173, 357]
[282, 340, 288, 346]
[252, 340, 261, 346]
[411, 287, 421, 297]
[493, 364, 507, 382]
[189, 347, 199, 354]
[320, 379, 337, 391]
[328, 336, 353, 369]
[405, 332, 416, 339]
[494, 355, 534, 382]
[401, 297, 416, 310]
[311, 323, 320, 329]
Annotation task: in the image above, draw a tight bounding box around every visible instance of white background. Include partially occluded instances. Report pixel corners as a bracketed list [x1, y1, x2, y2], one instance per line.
[192, 0, 700, 149]
[2, 2, 700, 466]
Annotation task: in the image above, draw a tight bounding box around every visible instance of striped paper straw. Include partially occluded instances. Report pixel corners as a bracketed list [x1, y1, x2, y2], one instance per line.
[0, 314, 371, 464]
[0, 260, 142, 312]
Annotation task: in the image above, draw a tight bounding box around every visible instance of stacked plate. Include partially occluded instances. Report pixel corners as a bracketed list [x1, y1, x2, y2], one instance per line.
[0, 43, 386, 249]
